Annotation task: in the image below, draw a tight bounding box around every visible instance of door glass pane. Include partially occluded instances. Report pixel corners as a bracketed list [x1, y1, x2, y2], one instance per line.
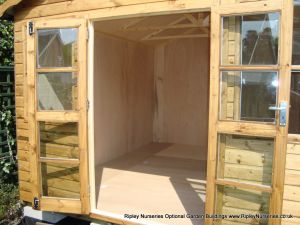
[217, 134, 274, 186]
[293, 2, 300, 64]
[220, 71, 278, 123]
[289, 72, 300, 134]
[222, 13, 279, 65]
[37, 72, 77, 111]
[39, 122, 79, 159]
[214, 185, 270, 225]
[37, 28, 78, 68]
[41, 162, 80, 198]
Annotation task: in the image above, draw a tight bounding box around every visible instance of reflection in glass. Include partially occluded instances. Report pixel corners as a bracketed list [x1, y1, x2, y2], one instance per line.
[37, 28, 78, 68]
[41, 162, 80, 198]
[293, 4, 300, 64]
[220, 71, 277, 123]
[215, 185, 270, 225]
[37, 72, 77, 110]
[222, 13, 279, 65]
[289, 73, 300, 134]
[217, 134, 274, 186]
[39, 122, 79, 159]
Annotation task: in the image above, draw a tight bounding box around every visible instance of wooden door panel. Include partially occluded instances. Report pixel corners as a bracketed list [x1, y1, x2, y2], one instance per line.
[205, 2, 293, 225]
[27, 18, 89, 214]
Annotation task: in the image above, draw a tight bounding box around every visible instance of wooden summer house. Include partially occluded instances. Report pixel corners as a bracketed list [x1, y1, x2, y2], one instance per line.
[1, 0, 300, 225]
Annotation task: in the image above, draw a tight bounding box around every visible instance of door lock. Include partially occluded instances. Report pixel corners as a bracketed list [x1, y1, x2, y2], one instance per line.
[268, 101, 287, 126]
[33, 197, 39, 209]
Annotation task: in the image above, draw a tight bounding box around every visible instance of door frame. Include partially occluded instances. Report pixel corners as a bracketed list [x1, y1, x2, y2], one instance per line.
[86, 7, 213, 222]
[27, 18, 90, 214]
[205, 1, 294, 225]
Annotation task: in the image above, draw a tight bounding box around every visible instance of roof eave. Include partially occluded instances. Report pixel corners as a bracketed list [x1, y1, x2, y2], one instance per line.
[0, 0, 23, 18]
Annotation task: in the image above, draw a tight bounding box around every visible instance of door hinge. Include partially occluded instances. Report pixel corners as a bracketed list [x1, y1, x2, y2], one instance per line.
[28, 21, 34, 36]
[33, 197, 39, 209]
[86, 99, 90, 110]
[86, 29, 89, 40]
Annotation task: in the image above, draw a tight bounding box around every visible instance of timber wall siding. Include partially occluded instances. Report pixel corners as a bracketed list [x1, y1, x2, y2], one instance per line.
[14, 22, 31, 203]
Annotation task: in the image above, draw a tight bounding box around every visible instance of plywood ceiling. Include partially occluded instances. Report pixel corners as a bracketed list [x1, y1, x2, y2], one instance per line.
[94, 12, 210, 44]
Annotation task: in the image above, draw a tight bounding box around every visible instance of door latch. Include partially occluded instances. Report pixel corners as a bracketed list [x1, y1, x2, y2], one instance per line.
[33, 197, 39, 209]
[268, 101, 287, 126]
[28, 21, 34, 36]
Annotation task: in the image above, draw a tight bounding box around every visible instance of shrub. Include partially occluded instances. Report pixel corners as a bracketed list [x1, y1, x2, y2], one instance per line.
[0, 181, 22, 225]
[0, 107, 17, 183]
[0, 19, 14, 66]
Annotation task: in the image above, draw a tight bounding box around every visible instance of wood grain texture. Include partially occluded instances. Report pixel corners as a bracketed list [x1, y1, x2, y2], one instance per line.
[215, 135, 273, 225]
[14, 0, 169, 20]
[205, 8, 220, 225]
[93, 33, 154, 166]
[95, 143, 207, 225]
[153, 38, 209, 148]
[14, 22, 32, 204]
[0, 0, 22, 17]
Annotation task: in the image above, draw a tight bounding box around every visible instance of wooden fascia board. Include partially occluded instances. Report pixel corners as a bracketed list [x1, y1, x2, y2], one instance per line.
[0, 0, 23, 17]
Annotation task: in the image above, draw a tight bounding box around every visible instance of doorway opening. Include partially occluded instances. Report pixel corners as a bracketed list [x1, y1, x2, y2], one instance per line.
[91, 12, 210, 225]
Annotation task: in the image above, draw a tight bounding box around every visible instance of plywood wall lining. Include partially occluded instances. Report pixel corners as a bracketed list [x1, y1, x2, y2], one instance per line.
[93, 32, 155, 166]
[153, 37, 210, 148]
[93, 32, 210, 167]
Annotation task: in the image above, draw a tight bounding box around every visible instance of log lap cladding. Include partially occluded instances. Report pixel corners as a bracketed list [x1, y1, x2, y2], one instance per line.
[14, 21, 32, 203]
[39, 122, 80, 199]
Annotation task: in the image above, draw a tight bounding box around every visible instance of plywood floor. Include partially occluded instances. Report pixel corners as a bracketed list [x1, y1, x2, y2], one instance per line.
[95, 143, 207, 225]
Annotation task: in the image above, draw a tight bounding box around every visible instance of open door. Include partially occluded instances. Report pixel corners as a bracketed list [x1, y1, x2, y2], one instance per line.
[27, 18, 89, 214]
[205, 2, 292, 225]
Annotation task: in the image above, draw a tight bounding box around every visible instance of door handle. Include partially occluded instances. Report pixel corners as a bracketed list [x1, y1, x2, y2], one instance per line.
[268, 106, 286, 111]
[268, 102, 287, 126]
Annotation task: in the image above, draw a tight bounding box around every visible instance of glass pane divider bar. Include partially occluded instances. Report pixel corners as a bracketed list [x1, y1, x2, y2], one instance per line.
[217, 121, 276, 137]
[36, 68, 78, 73]
[215, 179, 272, 193]
[39, 157, 79, 165]
[291, 65, 300, 71]
[219, 65, 280, 71]
[36, 111, 79, 122]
